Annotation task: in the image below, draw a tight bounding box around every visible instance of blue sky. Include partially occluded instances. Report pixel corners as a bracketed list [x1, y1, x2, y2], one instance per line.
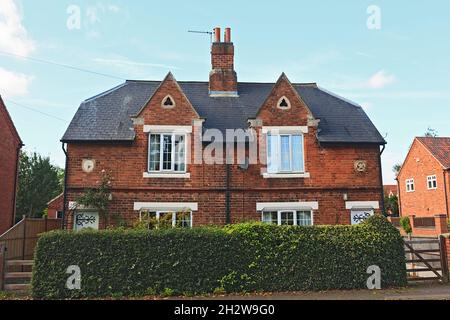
[1, 0, 449, 184]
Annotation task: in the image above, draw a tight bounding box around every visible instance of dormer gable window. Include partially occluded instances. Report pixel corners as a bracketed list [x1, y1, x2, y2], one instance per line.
[161, 95, 175, 108]
[277, 96, 291, 110]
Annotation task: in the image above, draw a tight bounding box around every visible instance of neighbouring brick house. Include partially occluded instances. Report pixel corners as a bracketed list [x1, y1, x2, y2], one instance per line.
[0, 96, 23, 234]
[397, 137, 450, 221]
[61, 28, 386, 231]
[46, 193, 64, 220]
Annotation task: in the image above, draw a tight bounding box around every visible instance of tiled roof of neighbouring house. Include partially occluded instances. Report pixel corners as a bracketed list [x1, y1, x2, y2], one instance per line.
[417, 137, 450, 169]
[61, 80, 386, 145]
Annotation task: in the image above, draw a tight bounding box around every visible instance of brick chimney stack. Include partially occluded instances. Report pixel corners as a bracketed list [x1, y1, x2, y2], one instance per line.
[209, 27, 238, 97]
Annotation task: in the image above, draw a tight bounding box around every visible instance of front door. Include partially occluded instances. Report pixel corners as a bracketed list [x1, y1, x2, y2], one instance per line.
[74, 211, 99, 231]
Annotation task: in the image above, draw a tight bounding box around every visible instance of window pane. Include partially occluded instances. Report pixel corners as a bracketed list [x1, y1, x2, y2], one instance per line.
[280, 211, 294, 225]
[162, 135, 173, 170]
[158, 212, 174, 228]
[267, 135, 278, 173]
[292, 135, 304, 172]
[280, 135, 291, 171]
[149, 134, 161, 171]
[175, 212, 191, 228]
[262, 211, 278, 224]
[297, 211, 312, 226]
[174, 135, 186, 172]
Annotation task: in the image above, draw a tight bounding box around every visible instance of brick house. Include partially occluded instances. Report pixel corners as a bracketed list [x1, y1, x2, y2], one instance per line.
[46, 193, 64, 220]
[0, 96, 23, 234]
[397, 137, 450, 220]
[61, 28, 386, 231]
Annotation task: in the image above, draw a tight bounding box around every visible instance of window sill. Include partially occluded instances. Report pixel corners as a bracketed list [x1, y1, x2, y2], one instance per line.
[262, 172, 310, 179]
[143, 172, 191, 179]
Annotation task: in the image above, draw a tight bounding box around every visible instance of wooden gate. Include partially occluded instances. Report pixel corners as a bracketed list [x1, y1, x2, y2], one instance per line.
[0, 216, 62, 260]
[404, 237, 449, 282]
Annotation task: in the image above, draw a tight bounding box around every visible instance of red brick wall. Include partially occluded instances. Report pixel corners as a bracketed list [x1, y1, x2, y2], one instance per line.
[47, 194, 64, 219]
[0, 100, 21, 234]
[398, 139, 448, 218]
[65, 77, 383, 229]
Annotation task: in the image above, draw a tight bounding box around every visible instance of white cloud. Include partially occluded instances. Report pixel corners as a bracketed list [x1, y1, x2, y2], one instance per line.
[367, 70, 396, 89]
[0, 0, 35, 56]
[0, 67, 33, 97]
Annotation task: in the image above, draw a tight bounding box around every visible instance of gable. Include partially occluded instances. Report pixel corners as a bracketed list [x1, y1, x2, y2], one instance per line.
[398, 138, 444, 180]
[255, 74, 314, 127]
[134, 73, 200, 126]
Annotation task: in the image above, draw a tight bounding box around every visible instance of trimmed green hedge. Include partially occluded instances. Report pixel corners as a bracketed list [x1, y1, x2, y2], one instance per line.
[31, 215, 406, 299]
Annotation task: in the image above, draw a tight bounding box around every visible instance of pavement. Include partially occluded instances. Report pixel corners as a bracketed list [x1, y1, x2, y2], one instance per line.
[178, 282, 450, 300]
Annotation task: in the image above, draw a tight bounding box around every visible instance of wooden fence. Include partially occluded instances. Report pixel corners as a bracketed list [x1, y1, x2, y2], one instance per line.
[0, 216, 62, 261]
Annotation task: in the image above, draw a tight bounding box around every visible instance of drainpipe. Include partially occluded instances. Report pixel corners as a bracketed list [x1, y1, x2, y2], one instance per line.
[378, 145, 386, 216]
[61, 143, 69, 230]
[444, 169, 449, 219]
[396, 177, 402, 217]
[225, 164, 231, 224]
[11, 143, 23, 227]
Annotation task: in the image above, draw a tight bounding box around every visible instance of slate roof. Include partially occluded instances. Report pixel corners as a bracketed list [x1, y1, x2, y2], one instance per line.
[417, 137, 450, 169]
[61, 80, 386, 145]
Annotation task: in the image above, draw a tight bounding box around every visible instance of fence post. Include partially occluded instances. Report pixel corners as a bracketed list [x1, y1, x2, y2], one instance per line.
[410, 215, 416, 235]
[22, 215, 27, 261]
[439, 235, 449, 283]
[0, 243, 6, 291]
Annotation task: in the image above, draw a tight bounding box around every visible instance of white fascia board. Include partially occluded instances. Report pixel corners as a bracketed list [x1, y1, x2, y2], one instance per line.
[345, 201, 380, 210]
[261, 126, 309, 134]
[133, 202, 198, 212]
[256, 201, 319, 211]
[143, 125, 192, 134]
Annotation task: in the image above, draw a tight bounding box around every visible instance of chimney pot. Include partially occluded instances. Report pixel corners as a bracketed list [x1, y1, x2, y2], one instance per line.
[214, 27, 221, 42]
[224, 28, 231, 42]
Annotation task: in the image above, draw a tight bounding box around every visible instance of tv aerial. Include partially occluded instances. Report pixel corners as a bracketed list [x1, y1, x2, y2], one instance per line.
[188, 29, 214, 43]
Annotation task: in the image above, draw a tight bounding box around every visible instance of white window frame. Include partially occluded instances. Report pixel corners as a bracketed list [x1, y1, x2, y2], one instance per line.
[427, 175, 437, 190]
[139, 211, 193, 228]
[266, 133, 305, 174]
[148, 132, 187, 174]
[261, 210, 314, 226]
[406, 178, 415, 193]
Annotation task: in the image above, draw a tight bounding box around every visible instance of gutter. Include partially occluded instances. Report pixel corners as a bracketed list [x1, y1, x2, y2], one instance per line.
[378, 145, 386, 216]
[61, 143, 69, 230]
[225, 164, 231, 224]
[396, 177, 402, 217]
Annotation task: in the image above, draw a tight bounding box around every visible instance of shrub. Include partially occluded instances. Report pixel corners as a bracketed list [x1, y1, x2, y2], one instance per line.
[399, 216, 412, 234]
[31, 215, 406, 299]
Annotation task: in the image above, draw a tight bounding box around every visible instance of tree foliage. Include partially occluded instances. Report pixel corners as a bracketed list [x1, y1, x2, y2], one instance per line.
[16, 151, 64, 220]
[424, 127, 438, 137]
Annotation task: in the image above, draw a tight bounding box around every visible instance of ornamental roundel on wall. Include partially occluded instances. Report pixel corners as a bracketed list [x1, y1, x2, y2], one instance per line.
[354, 160, 367, 173]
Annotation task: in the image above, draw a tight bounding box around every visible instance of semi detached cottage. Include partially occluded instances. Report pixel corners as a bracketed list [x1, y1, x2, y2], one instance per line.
[61, 28, 386, 230]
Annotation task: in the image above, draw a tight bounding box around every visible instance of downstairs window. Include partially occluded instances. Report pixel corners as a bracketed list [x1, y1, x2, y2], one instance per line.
[262, 210, 313, 226]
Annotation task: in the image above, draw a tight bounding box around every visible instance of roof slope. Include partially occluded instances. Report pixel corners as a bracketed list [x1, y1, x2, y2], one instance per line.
[61, 80, 386, 145]
[0, 96, 23, 146]
[417, 137, 450, 169]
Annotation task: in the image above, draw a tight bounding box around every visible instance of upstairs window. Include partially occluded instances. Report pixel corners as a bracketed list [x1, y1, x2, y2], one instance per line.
[406, 179, 415, 192]
[149, 133, 186, 173]
[277, 96, 291, 109]
[427, 175, 437, 190]
[267, 134, 304, 173]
